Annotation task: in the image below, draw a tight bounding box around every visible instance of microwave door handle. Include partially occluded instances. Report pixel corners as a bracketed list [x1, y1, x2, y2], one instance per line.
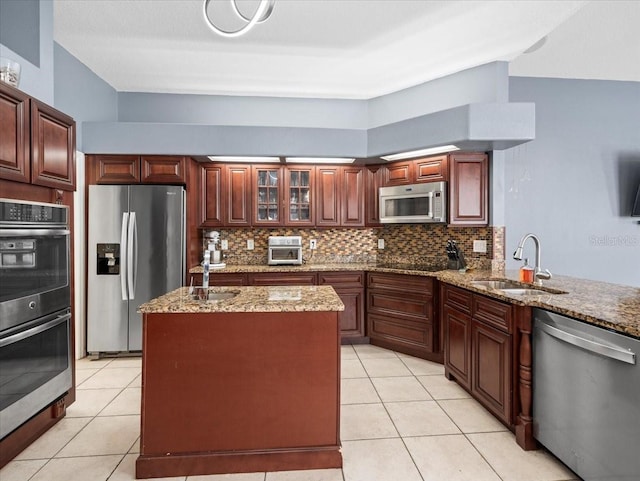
[127, 212, 137, 300]
[120, 212, 129, 301]
[427, 192, 434, 218]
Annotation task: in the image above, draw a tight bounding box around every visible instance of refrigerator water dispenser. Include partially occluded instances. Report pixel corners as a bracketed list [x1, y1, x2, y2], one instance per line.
[96, 243, 120, 275]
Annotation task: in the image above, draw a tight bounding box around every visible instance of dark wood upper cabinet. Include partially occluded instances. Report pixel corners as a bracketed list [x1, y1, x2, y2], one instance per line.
[316, 167, 340, 226]
[225, 165, 252, 226]
[30, 100, 76, 191]
[384, 161, 413, 185]
[200, 164, 224, 226]
[0, 83, 76, 191]
[341, 166, 364, 226]
[365, 166, 384, 226]
[448, 152, 488, 226]
[415, 155, 448, 182]
[141, 156, 187, 184]
[92, 155, 141, 184]
[316, 166, 364, 227]
[252, 165, 283, 226]
[90, 155, 186, 185]
[284, 166, 314, 226]
[0, 84, 30, 183]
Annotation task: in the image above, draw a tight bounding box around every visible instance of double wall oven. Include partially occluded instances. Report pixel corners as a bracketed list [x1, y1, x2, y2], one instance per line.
[0, 199, 72, 440]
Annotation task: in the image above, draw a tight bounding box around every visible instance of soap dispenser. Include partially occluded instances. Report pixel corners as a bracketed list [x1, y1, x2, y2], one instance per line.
[519, 258, 534, 283]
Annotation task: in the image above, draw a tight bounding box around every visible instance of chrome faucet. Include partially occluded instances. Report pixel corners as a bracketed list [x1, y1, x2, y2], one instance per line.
[202, 250, 210, 289]
[513, 233, 552, 285]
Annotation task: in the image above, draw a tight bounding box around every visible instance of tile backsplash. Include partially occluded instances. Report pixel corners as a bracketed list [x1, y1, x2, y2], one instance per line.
[201, 225, 505, 270]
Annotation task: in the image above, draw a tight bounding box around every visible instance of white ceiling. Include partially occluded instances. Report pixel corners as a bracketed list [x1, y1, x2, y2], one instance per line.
[53, 0, 640, 100]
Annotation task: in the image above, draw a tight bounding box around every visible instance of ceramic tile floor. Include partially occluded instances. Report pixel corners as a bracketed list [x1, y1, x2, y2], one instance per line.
[1, 345, 580, 481]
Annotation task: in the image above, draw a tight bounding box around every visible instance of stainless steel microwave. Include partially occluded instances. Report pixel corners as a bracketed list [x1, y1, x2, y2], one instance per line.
[379, 181, 447, 224]
[268, 236, 303, 265]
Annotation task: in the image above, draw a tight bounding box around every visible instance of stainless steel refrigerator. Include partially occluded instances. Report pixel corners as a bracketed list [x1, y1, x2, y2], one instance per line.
[87, 185, 185, 354]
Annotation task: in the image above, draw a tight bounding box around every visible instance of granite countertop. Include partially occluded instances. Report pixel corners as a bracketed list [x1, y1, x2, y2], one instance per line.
[188, 263, 440, 276]
[437, 270, 640, 339]
[138, 285, 345, 314]
[188, 263, 640, 338]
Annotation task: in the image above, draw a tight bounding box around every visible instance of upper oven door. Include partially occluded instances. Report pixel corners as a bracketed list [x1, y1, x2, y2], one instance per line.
[0, 228, 70, 330]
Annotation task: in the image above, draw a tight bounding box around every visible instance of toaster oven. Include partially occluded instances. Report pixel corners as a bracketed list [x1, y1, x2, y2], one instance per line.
[267, 236, 303, 265]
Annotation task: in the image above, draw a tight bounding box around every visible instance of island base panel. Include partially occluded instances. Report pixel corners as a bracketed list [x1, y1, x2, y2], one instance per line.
[139, 310, 341, 477]
[136, 447, 342, 479]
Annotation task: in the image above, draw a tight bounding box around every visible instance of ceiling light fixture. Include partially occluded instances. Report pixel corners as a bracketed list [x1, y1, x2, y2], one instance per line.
[285, 157, 355, 164]
[381, 145, 460, 161]
[208, 156, 280, 163]
[203, 0, 275, 38]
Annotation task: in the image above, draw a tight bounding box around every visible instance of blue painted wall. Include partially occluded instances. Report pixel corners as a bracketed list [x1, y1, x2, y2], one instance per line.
[0, 0, 53, 103]
[53, 43, 118, 151]
[506, 77, 640, 287]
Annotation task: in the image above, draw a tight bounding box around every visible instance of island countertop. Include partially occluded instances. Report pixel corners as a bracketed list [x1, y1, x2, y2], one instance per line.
[138, 285, 345, 314]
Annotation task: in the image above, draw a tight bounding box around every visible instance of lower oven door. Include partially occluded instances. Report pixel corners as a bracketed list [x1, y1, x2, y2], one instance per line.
[0, 309, 72, 440]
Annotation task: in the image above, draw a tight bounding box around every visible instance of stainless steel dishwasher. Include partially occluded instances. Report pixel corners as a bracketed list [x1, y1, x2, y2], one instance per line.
[533, 309, 639, 481]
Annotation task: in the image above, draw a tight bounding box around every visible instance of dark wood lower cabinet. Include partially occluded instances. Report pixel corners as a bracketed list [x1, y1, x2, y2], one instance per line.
[187, 270, 366, 342]
[442, 283, 513, 426]
[443, 305, 471, 390]
[367, 272, 439, 361]
[442, 284, 536, 450]
[318, 272, 366, 344]
[472, 319, 511, 424]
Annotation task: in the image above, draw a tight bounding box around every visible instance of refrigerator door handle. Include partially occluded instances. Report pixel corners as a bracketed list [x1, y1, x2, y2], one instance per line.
[120, 212, 129, 301]
[127, 212, 137, 300]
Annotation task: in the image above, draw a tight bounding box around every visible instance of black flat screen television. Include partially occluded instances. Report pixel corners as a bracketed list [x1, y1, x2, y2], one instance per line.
[633, 184, 640, 217]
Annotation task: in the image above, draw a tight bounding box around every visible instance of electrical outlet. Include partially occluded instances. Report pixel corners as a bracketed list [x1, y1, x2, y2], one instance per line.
[473, 240, 487, 253]
[310, 239, 317, 250]
[221, 239, 228, 250]
[247, 239, 254, 250]
[378, 238, 385, 249]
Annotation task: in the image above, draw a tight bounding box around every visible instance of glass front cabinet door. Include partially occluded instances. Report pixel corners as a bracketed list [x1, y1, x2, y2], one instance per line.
[285, 167, 314, 226]
[253, 165, 282, 226]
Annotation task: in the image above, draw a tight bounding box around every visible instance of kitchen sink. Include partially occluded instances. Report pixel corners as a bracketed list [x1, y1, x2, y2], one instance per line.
[470, 279, 567, 295]
[191, 289, 239, 301]
[500, 288, 552, 295]
[470, 279, 524, 290]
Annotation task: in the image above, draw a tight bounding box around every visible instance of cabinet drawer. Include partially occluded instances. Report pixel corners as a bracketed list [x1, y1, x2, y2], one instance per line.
[368, 291, 432, 320]
[368, 313, 433, 350]
[367, 272, 433, 294]
[248, 272, 317, 286]
[473, 295, 512, 333]
[318, 271, 364, 288]
[443, 284, 472, 314]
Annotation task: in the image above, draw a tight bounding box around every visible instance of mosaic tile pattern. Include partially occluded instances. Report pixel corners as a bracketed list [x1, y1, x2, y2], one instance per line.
[200, 225, 502, 268]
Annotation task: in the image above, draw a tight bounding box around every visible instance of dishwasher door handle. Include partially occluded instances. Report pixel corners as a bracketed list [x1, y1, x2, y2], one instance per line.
[539, 321, 636, 365]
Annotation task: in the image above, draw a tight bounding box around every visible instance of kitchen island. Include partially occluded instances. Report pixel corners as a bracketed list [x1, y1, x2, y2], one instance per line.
[135, 285, 344, 479]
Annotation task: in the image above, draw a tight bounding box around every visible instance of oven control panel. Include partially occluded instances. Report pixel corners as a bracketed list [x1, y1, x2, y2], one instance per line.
[0, 199, 67, 225]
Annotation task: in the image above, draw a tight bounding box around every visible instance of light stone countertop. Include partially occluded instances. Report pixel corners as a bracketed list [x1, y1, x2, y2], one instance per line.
[138, 285, 344, 314]
[187, 263, 640, 338]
